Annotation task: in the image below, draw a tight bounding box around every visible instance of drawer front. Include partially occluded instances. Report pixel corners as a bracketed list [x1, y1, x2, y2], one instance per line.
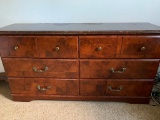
[9, 78, 79, 95]
[79, 36, 120, 58]
[121, 36, 160, 58]
[0, 36, 38, 57]
[2, 58, 78, 78]
[80, 79, 153, 96]
[37, 36, 78, 58]
[80, 60, 159, 79]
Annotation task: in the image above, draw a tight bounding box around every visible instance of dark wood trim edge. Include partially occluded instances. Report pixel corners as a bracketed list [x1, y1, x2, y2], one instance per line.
[11, 94, 150, 104]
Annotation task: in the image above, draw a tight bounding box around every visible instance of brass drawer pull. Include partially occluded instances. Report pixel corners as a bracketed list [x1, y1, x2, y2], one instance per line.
[141, 46, 145, 51]
[33, 67, 48, 72]
[97, 47, 102, 51]
[14, 46, 19, 50]
[110, 68, 126, 73]
[37, 85, 51, 91]
[108, 86, 123, 92]
[55, 47, 60, 51]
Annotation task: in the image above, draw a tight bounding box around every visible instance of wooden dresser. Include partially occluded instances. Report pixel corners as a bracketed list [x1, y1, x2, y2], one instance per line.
[0, 23, 160, 104]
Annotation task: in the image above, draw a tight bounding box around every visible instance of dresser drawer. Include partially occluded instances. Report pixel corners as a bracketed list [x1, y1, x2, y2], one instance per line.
[9, 78, 79, 95]
[80, 79, 153, 96]
[2, 58, 78, 78]
[80, 60, 159, 79]
[37, 36, 78, 58]
[0, 36, 38, 57]
[121, 36, 160, 58]
[79, 36, 120, 58]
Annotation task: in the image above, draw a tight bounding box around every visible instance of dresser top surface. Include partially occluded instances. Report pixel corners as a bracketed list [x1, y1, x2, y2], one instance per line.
[0, 23, 160, 35]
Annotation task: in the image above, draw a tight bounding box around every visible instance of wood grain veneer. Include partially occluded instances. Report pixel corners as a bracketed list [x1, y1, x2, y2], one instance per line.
[0, 23, 160, 104]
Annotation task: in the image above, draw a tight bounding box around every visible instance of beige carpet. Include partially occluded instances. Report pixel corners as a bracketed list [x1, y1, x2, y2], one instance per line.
[0, 81, 160, 120]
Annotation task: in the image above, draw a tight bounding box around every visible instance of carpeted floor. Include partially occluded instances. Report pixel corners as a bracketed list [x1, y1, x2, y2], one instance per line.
[0, 81, 160, 120]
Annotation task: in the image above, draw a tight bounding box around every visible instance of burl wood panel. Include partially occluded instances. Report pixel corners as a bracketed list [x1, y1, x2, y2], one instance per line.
[2, 58, 78, 78]
[120, 36, 160, 58]
[80, 60, 159, 79]
[37, 36, 78, 58]
[79, 36, 121, 58]
[80, 79, 154, 96]
[9, 78, 79, 95]
[0, 36, 38, 57]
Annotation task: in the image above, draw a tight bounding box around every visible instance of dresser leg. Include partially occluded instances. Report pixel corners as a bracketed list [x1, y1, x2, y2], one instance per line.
[12, 95, 32, 102]
[127, 98, 150, 104]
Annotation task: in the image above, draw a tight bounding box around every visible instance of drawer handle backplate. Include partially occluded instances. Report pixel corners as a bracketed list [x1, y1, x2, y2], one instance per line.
[108, 86, 123, 92]
[110, 68, 126, 73]
[37, 85, 51, 91]
[33, 67, 48, 72]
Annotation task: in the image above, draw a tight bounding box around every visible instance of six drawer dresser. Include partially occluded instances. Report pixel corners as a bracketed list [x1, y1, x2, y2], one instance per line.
[0, 23, 160, 104]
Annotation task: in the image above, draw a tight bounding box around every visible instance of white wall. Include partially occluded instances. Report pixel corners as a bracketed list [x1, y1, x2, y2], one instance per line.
[0, 0, 160, 72]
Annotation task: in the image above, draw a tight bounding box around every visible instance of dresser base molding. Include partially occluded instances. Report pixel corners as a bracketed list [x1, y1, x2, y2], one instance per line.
[11, 94, 150, 104]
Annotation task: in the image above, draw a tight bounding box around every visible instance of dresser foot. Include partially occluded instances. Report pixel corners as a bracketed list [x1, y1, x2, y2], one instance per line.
[12, 95, 32, 102]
